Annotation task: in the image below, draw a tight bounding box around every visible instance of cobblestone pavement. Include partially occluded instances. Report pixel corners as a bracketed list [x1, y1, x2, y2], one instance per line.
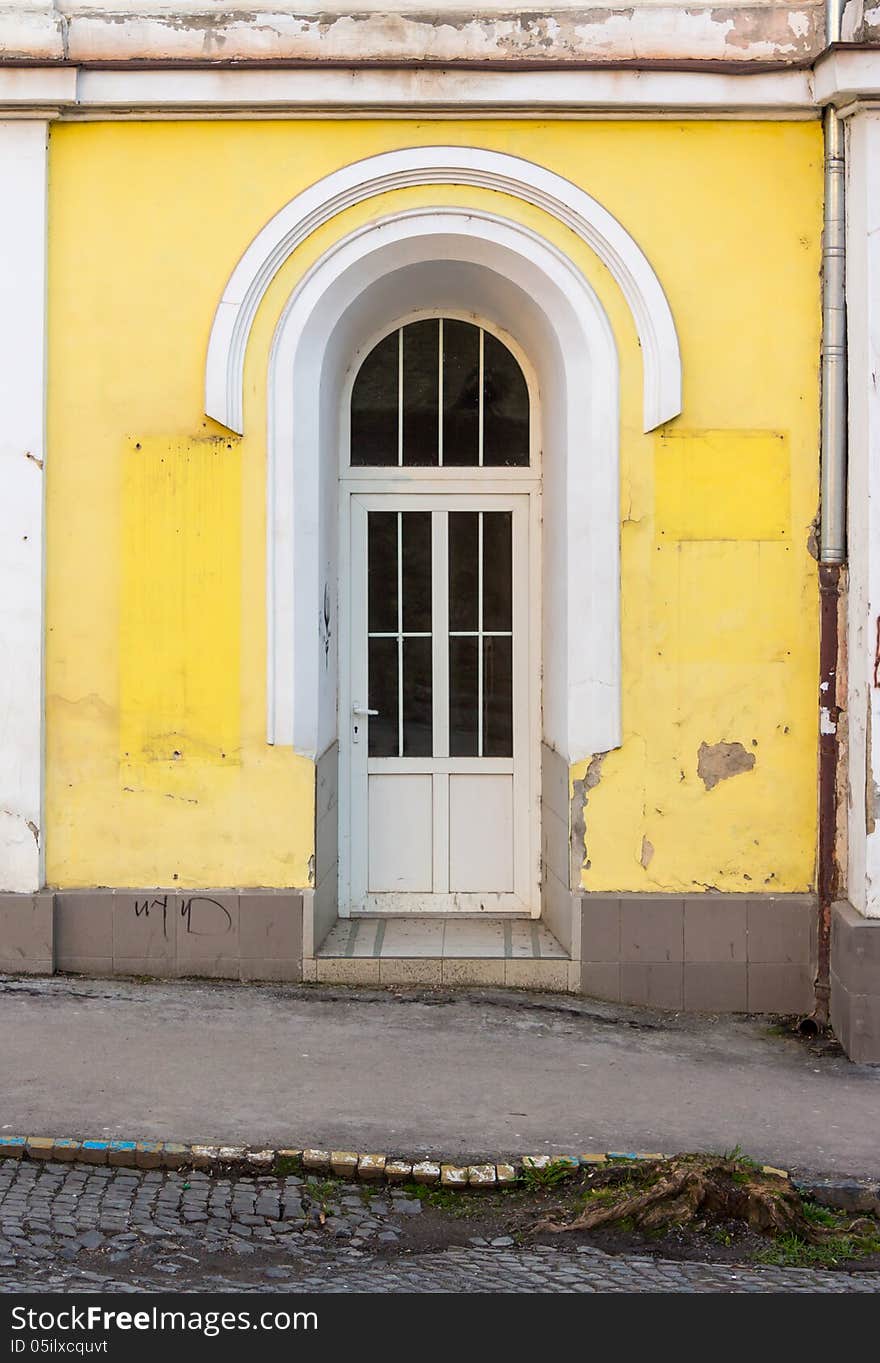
[0, 1161, 878, 1294]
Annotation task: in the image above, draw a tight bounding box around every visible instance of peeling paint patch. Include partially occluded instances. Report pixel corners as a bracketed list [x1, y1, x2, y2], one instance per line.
[639, 835, 654, 870]
[570, 751, 606, 885]
[866, 695, 875, 835]
[24, 451, 43, 470]
[787, 10, 811, 38]
[697, 740, 756, 792]
[25, 821, 39, 845]
[308, 853, 316, 887]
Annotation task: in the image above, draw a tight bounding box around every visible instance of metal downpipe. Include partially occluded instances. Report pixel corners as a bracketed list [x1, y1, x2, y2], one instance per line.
[820, 104, 847, 567]
[815, 0, 848, 1021]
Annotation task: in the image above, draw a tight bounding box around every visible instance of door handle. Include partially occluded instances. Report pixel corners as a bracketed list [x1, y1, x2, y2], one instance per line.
[352, 703, 378, 744]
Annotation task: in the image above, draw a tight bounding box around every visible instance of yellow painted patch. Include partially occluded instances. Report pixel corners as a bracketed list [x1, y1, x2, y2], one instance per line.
[655, 431, 791, 541]
[120, 436, 241, 769]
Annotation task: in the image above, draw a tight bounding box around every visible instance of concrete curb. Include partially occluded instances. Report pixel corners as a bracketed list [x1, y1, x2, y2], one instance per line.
[4, 1135, 878, 1213]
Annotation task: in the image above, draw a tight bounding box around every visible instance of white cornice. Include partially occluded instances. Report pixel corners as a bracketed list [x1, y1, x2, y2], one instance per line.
[0, 64, 820, 119]
[4, 48, 880, 118]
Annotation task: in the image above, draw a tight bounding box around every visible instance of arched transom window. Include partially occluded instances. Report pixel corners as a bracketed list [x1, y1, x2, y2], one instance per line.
[350, 318, 530, 468]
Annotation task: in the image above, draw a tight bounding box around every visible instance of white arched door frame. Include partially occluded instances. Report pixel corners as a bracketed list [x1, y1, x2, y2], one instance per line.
[206, 144, 682, 437]
[264, 206, 626, 767]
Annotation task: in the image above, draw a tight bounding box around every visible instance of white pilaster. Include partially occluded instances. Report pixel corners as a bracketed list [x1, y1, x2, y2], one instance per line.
[0, 120, 47, 891]
[846, 108, 880, 918]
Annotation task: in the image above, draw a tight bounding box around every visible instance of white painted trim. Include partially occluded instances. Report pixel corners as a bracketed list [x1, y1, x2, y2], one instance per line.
[206, 145, 681, 436]
[266, 206, 624, 767]
[0, 120, 47, 891]
[845, 109, 880, 919]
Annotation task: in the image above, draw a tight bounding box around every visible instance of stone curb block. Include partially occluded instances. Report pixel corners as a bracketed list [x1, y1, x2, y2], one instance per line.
[411, 1161, 441, 1185]
[108, 1141, 136, 1167]
[330, 1152, 359, 1179]
[793, 1177, 880, 1216]
[52, 1140, 82, 1163]
[25, 1138, 54, 1160]
[135, 1141, 163, 1170]
[441, 1165, 469, 1187]
[80, 1141, 109, 1166]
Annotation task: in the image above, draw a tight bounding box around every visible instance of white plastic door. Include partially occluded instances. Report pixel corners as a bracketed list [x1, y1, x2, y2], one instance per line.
[347, 493, 530, 912]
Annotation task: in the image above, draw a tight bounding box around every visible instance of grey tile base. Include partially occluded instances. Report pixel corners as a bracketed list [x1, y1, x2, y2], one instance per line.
[831, 902, 880, 1063]
[578, 893, 816, 1016]
[47, 890, 304, 983]
[0, 893, 54, 973]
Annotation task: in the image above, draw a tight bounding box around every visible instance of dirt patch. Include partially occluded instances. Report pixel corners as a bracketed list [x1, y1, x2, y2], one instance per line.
[384, 1160, 880, 1272]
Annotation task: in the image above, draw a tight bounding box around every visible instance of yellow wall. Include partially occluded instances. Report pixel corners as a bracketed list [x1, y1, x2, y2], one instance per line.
[45, 119, 822, 890]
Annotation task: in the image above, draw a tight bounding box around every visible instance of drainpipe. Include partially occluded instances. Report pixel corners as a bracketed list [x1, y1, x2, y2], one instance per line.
[814, 0, 848, 1025]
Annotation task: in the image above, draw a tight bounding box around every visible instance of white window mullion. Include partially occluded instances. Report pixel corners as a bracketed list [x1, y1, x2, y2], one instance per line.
[397, 510, 404, 756]
[432, 510, 449, 893]
[477, 510, 484, 757]
[437, 317, 444, 468]
[477, 328, 484, 468]
[432, 511, 449, 759]
[397, 328, 404, 468]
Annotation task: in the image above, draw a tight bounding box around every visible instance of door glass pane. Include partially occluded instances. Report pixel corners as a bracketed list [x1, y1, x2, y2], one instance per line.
[483, 636, 513, 757]
[368, 511, 398, 634]
[448, 511, 478, 632]
[442, 319, 480, 467]
[401, 512, 431, 633]
[449, 635, 478, 757]
[402, 320, 439, 467]
[482, 511, 512, 632]
[351, 330, 398, 466]
[483, 332, 529, 467]
[403, 637, 433, 757]
[368, 637, 399, 757]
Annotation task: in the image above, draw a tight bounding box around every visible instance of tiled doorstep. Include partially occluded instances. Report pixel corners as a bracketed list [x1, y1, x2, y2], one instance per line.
[309, 955, 577, 992]
[317, 916, 568, 961]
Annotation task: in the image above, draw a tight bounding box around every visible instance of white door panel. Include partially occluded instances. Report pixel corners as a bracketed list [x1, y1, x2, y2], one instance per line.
[368, 773, 433, 892]
[449, 774, 514, 892]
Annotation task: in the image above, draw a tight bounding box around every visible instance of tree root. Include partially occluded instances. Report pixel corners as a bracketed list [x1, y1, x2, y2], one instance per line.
[533, 1154, 823, 1240]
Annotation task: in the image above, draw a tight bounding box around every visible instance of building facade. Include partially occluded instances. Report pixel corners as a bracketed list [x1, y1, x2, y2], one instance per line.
[1, 0, 880, 1058]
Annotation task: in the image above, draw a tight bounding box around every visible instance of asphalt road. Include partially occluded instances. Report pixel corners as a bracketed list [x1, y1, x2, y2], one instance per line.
[2, 975, 879, 1176]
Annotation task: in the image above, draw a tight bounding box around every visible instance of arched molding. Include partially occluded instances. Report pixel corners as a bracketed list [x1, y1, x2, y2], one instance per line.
[206, 145, 682, 436]
[266, 206, 621, 766]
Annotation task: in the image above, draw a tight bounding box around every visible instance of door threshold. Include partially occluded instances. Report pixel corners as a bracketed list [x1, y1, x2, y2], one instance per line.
[348, 909, 535, 920]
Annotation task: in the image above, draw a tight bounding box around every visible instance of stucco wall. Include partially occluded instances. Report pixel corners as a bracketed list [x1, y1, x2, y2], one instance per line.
[44, 119, 821, 891]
